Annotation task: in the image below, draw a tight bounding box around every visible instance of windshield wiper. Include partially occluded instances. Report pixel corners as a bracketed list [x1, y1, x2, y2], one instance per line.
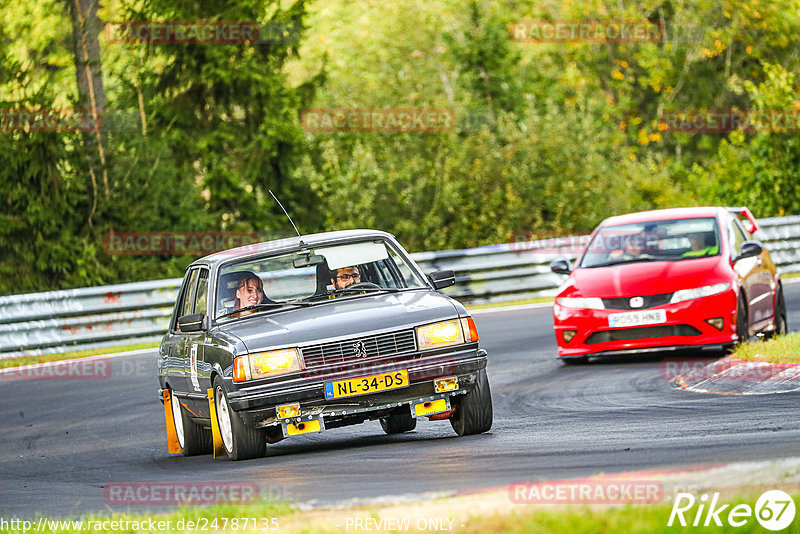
[585, 256, 661, 268]
[217, 301, 311, 320]
[334, 287, 402, 294]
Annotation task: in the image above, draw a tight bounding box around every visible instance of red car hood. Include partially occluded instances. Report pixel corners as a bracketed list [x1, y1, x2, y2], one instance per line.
[567, 257, 729, 298]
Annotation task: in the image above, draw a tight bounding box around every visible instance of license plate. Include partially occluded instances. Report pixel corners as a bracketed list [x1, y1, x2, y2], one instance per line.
[284, 419, 322, 436]
[324, 370, 409, 400]
[608, 309, 667, 328]
[414, 398, 449, 417]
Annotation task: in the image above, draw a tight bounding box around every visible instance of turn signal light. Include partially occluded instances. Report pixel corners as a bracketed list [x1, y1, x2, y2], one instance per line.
[232, 356, 249, 382]
[434, 377, 459, 392]
[706, 318, 724, 330]
[562, 330, 578, 343]
[460, 317, 479, 342]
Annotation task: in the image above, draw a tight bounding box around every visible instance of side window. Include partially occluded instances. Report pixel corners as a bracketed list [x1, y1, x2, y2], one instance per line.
[195, 269, 209, 316]
[387, 247, 419, 287]
[733, 217, 753, 240]
[180, 269, 200, 317]
[728, 217, 746, 255]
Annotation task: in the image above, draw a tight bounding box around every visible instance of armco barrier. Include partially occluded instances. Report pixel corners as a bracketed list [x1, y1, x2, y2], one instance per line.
[0, 216, 797, 359]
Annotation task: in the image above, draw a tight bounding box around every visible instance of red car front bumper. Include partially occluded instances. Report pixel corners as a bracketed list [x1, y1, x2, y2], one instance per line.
[553, 289, 739, 358]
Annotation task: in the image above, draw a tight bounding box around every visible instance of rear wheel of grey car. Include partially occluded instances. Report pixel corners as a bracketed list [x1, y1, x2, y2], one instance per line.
[380, 412, 417, 434]
[170, 390, 211, 456]
[450, 369, 493, 436]
[736, 294, 749, 345]
[213, 377, 266, 461]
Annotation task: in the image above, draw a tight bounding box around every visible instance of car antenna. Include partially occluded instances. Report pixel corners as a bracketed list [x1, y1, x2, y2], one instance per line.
[269, 190, 306, 247]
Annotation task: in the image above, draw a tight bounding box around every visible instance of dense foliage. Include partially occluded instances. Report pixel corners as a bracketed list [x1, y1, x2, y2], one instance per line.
[2, 0, 799, 294]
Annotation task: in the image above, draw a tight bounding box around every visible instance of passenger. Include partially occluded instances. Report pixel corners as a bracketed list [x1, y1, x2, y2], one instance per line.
[233, 272, 265, 312]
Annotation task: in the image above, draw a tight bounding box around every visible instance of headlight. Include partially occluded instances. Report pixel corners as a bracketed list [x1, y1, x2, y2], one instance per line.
[416, 319, 466, 350]
[556, 297, 605, 310]
[233, 348, 301, 382]
[669, 283, 730, 304]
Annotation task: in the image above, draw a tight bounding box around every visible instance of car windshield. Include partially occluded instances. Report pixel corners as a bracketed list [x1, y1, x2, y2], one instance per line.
[214, 239, 426, 319]
[579, 217, 721, 268]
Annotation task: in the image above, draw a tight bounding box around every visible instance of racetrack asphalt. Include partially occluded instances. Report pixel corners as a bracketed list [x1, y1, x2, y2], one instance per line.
[1, 285, 799, 519]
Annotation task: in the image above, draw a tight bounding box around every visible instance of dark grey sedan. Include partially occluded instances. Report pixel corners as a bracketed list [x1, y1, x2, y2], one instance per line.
[158, 229, 492, 460]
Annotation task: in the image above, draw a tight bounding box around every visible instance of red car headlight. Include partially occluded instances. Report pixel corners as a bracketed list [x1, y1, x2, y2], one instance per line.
[556, 297, 605, 310]
[669, 283, 730, 304]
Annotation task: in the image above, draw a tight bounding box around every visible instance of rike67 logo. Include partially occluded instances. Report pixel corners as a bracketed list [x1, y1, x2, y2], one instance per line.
[669, 490, 796, 531]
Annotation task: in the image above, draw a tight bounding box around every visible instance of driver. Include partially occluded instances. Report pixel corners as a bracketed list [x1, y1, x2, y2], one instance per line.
[330, 266, 361, 290]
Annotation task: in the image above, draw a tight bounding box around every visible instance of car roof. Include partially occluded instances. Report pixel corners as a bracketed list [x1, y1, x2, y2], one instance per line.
[600, 207, 723, 227]
[189, 228, 396, 267]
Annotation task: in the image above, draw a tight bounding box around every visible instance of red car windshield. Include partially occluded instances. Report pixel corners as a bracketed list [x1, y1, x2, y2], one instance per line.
[579, 217, 721, 268]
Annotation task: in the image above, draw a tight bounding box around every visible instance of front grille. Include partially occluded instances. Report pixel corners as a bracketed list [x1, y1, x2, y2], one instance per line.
[585, 325, 701, 344]
[301, 330, 417, 368]
[602, 293, 674, 310]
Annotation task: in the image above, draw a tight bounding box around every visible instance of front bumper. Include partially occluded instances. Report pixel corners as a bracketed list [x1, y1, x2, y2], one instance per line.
[225, 347, 488, 428]
[554, 290, 738, 357]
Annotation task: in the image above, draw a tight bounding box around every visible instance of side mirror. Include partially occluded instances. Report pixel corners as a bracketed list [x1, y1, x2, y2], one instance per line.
[177, 313, 205, 333]
[428, 270, 456, 290]
[549, 258, 571, 275]
[733, 241, 763, 263]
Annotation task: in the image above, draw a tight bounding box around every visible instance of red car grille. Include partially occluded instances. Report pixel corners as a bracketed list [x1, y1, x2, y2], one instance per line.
[601, 293, 674, 310]
[300, 330, 417, 368]
[585, 325, 701, 344]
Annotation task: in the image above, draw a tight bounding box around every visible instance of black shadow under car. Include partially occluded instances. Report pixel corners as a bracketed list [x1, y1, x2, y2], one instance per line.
[158, 229, 492, 460]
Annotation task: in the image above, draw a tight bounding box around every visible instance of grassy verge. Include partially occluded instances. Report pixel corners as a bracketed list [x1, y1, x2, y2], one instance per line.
[23, 491, 799, 533]
[0, 341, 159, 369]
[456, 494, 799, 534]
[733, 332, 800, 365]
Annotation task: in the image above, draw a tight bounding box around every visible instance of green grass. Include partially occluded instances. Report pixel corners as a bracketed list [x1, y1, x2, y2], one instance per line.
[732, 332, 800, 365]
[458, 493, 800, 534]
[0, 341, 159, 369]
[23, 492, 800, 533]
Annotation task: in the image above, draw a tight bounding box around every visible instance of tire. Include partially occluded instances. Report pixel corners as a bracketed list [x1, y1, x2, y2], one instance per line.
[212, 377, 266, 461]
[561, 356, 589, 366]
[768, 286, 787, 339]
[170, 390, 211, 456]
[450, 369, 493, 436]
[736, 294, 749, 345]
[380, 412, 417, 434]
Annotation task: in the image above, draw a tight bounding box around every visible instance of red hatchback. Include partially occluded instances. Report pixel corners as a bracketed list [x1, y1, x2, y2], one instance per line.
[550, 207, 786, 363]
